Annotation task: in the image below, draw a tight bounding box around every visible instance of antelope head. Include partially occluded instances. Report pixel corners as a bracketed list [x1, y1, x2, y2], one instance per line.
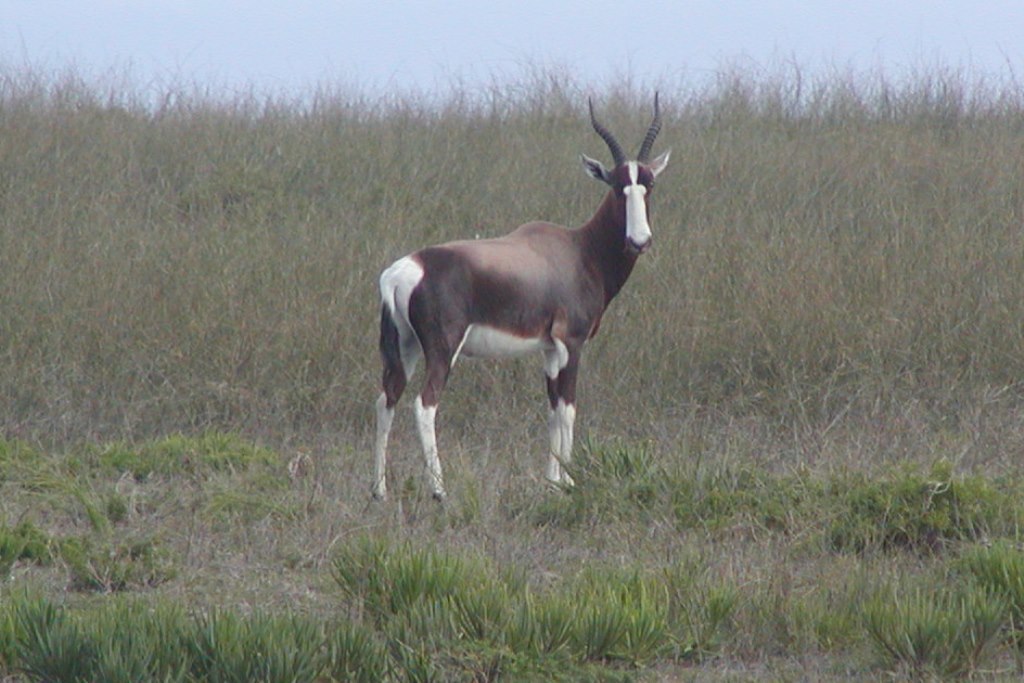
[581, 93, 671, 254]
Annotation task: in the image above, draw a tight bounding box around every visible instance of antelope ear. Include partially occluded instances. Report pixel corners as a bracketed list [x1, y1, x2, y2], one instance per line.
[648, 149, 671, 177]
[580, 153, 612, 185]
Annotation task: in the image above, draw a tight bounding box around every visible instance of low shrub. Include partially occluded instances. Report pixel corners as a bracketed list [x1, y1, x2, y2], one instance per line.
[827, 462, 1014, 554]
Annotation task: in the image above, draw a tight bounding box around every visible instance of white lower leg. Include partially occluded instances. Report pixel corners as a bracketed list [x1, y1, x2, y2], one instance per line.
[546, 400, 576, 487]
[547, 408, 563, 484]
[373, 393, 394, 499]
[557, 401, 576, 487]
[413, 396, 445, 499]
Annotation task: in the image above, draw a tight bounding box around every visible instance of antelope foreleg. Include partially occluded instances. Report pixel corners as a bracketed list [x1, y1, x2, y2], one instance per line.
[546, 399, 576, 487]
[544, 344, 579, 488]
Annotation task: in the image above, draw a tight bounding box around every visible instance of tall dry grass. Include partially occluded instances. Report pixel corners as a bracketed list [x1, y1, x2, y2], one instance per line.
[1, 64, 1023, 461]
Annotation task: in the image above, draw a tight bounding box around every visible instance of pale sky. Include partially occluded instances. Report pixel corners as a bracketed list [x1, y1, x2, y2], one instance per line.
[2, 1, 1023, 97]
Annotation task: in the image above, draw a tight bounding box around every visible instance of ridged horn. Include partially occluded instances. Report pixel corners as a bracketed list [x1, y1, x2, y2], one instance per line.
[637, 92, 662, 162]
[588, 98, 626, 167]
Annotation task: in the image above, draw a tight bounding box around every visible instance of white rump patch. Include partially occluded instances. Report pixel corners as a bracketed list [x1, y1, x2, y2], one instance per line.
[379, 255, 424, 320]
[379, 255, 426, 379]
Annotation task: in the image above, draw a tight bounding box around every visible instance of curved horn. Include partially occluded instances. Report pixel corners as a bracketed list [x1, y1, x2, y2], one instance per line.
[637, 92, 662, 162]
[588, 98, 626, 167]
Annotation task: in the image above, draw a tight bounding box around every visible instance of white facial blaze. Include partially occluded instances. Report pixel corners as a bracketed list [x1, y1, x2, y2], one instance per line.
[623, 162, 651, 248]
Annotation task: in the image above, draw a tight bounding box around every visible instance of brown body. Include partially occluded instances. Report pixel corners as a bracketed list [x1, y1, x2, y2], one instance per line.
[393, 189, 641, 411]
[372, 97, 669, 501]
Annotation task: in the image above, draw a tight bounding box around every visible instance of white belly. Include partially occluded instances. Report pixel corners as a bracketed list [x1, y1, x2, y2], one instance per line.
[457, 324, 551, 360]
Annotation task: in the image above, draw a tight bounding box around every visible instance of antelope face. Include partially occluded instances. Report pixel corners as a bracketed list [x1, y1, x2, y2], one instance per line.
[619, 160, 665, 254]
[584, 152, 671, 255]
[580, 94, 671, 256]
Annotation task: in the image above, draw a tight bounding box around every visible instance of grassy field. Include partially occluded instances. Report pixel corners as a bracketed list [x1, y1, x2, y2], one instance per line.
[3, 64, 1024, 679]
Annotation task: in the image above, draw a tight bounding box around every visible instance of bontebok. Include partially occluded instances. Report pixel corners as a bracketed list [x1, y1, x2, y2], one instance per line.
[373, 95, 670, 500]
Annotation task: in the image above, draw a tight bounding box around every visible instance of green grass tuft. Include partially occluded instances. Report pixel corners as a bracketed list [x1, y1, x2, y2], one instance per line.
[330, 536, 736, 677]
[960, 542, 1024, 650]
[58, 535, 177, 593]
[92, 432, 281, 481]
[864, 582, 1006, 678]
